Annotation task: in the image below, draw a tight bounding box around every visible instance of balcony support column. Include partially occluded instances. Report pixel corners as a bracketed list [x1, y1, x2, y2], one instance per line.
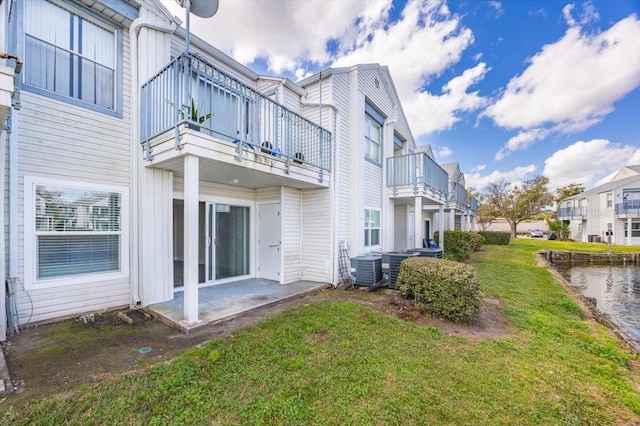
[438, 204, 445, 250]
[628, 217, 632, 246]
[183, 155, 200, 325]
[414, 196, 423, 248]
[466, 211, 471, 231]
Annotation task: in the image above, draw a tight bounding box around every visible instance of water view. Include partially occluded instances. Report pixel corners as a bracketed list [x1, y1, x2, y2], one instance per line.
[555, 264, 640, 342]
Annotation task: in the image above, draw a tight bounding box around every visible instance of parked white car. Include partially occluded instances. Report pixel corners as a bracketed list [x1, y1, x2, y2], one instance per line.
[528, 229, 544, 238]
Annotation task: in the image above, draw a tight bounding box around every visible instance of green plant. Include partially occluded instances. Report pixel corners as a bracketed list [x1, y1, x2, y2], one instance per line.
[187, 97, 212, 124]
[396, 257, 481, 323]
[477, 231, 511, 245]
[434, 230, 484, 261]
[547, 219, 570, 241]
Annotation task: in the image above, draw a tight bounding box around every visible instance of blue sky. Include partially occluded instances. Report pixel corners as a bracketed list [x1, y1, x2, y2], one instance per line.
[163, 0, 640, 192]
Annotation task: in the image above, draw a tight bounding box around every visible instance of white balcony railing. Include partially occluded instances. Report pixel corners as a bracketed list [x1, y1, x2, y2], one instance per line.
[386, 152, 448, 199]
[140, 52, 332, 178]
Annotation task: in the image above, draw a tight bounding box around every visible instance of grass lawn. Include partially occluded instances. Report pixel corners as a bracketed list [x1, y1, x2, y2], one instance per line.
[2, 240, 639, 425]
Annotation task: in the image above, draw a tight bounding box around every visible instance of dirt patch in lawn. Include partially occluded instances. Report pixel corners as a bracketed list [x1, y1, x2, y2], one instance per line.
[1, 286, 508, 404]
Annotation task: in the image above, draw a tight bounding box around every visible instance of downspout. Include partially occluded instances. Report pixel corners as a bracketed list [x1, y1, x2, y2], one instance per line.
[383, 111, 398, 251]
[129, 16, 177, 305]
[301, 75, 341, 286]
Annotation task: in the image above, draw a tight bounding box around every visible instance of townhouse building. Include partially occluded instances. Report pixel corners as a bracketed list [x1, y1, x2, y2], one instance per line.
[558, 165, 640, 246]
[0, 0, 477, 339]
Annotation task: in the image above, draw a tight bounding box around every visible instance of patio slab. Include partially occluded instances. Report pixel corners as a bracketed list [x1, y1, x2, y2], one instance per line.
[148, 279, 329, 332]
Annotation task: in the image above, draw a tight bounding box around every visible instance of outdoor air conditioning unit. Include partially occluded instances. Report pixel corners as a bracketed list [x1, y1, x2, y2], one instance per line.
[381, 251, 419, 289]
[350, 255, 382, 287]
[407, 248, 443, 258]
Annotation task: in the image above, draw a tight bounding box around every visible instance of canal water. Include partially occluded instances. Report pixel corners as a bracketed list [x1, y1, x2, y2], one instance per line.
[554, 264, 640, 341]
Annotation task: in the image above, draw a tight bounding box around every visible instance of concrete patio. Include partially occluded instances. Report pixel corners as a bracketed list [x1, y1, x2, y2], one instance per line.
[148, 278, 329, 332]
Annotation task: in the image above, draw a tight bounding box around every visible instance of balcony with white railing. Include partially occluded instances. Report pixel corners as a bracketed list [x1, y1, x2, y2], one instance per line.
[557, 206, 588, 220]
[386, 152, 449, 203]
[140, 53, 332, 187]
[616, 200, 640, 217]
[450, 182, 468, 211]
[469, 196, 478, 214]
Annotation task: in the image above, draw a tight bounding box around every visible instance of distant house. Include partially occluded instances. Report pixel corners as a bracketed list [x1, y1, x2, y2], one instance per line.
[558, 165, 640, 246]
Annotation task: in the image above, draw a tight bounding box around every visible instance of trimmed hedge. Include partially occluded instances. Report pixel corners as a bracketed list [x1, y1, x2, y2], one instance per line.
[396, 257, 481, 324]
[476, 231, 510, 245]
[433, 230, 485, 262]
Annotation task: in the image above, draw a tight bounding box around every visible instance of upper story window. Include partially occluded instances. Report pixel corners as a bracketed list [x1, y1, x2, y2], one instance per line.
[365, 115, 381, 163]
[364, 102, 384, 164]
[606, 193, 613, 208]
[23, 0, 119, 114]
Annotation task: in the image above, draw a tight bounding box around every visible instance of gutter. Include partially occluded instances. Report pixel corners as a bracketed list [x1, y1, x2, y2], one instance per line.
[129, 14, 178, 305]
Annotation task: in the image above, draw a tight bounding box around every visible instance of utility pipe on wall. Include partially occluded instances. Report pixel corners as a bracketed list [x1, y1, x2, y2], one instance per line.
[129, 13, 177, 305]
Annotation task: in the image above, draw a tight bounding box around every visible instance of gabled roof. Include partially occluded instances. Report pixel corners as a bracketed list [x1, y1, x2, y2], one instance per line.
[565, 173, 640, 201]
[610, 165, 640, 182]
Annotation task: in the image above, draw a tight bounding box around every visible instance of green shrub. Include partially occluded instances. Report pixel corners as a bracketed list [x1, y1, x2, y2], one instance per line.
[396, 257, 481, 324]
[477, 231, 511, 245]
[433, 230, 484, 261]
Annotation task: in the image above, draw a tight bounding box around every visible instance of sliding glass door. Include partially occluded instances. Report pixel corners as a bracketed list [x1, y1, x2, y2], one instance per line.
[214, 203, 250, 280]
[173, 200, 250, 287]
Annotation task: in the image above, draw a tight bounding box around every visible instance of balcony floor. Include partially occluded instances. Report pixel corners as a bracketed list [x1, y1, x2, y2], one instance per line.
[148, 278, 328, 332]
[146, 129, 329, 189]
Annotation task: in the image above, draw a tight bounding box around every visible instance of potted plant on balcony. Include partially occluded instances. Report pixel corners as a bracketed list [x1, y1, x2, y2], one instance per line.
[185, 97, 212, 131]
[168, 97, 212, 131]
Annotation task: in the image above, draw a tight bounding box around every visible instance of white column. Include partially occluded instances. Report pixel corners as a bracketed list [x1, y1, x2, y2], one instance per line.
[466, 212, 471, 231]
[628, 217, 632, 246]
[183, 155, 199, 324]
[414, 196, 423, 248]
[439, 204, 445, 250]
[449, 208, 455, 231]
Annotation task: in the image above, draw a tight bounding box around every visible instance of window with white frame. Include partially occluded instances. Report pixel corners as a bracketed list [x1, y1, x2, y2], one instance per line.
[24, 0, 117, 111]
[365, 115, 382, 163]
[27, 179, 127, 285]
[624, 221, 640, 238]
[606, 193, 613, 208]
[364, 209, 380, 247]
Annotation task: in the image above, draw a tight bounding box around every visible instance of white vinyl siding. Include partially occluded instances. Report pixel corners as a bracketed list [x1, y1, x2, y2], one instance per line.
[394, 204, 407, 251]
[281, 187, 301, 283]
[13, 22, 132, 324]
[24, 0, 118, 112]
[301, 188, 332, 282]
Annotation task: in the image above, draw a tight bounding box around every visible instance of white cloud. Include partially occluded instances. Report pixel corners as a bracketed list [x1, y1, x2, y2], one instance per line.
[495, 128, 550, 160]
[164, 0, 487, 137]
[466, 165, 537, 191]
[488, 1, 504, 18]
[542, 139, 640, 189]
[332, 0, 485, 136]
[469, 164, 486, 173]
[163, 0, 372, 73]
[483, 13, 640, 143]
[403, 63, 490, 135]
[436, 146, 453, 158]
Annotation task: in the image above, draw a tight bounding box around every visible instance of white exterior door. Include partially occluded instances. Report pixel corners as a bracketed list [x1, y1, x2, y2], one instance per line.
[258, 203, 281, 281]
[407, 210, 415, 250]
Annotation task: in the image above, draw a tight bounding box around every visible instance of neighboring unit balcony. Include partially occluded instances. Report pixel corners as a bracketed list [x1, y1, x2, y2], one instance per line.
[140, 53, 332, 188]
[469, 196, 478, 214]
[386, 152, 448, 204]
[615, 201, 640, 218]
[449, 182, 468, 211]
[557, 206, 587, 220]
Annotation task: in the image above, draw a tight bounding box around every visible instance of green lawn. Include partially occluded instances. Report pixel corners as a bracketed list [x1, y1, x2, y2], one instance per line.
[2, 240, 639, 425]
